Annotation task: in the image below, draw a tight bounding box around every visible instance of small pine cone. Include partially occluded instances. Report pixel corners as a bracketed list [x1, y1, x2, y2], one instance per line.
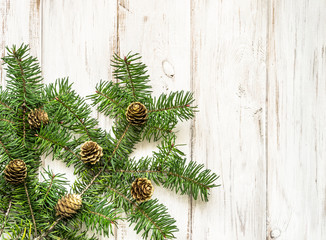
[80, 141, 103, 164]
[55, 194, 82, 218]
[131, 177, 154, 203]
[126, 102, 148, 125]
[4, 159, 27, 184]
[28, 108, 49, 129]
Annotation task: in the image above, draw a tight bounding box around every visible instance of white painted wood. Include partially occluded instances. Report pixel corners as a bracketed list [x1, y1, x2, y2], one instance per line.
[0, 0, 42, 86]
[1, 0, 326, 239]
[191, 0, 267, 239]
[267, 0, 326, 239]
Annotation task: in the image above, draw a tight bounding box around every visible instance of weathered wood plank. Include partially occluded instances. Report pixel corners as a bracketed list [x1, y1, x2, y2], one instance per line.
[267, 0, 326, 239]
[191, 0, 267, 239]
[0, 0, 41, 85]
[116, 0, 192, 239]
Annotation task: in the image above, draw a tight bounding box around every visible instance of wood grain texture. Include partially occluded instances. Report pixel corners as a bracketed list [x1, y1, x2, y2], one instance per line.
[0, 0, 41, 86]
[1, 0, 326, 239]
[267, 0, 326, 239]
[191, 0, 267, 239]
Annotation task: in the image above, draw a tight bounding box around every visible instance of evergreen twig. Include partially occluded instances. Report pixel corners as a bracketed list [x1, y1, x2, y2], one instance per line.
[123, 57, 136, 98]
[107, 185, 167, 238]
[0, 139, 13, 160]
[24, 181, 37, 236]
[34, 216, 63, 240]
[148, 104, 190, 113]
[43, 173, 55, 201]
[55, 96, 92, 141]
[13, 50, 28, 143]
[35, 133, 80, 159]
[0, 199, 12, 237]
[80, 123, 131, 195]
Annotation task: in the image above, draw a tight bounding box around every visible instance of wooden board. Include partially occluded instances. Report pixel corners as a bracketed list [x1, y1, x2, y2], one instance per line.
[1, 0, 326, 239]
[267, 0, 326, 239]
[191, 1, 267, 239]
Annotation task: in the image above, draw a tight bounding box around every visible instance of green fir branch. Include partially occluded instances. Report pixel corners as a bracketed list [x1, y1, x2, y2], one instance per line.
[111, 52, 152, 102]
[89, 80, 132, 119]
[104, 182, 178, 240]
[44, 78, 105, 143]
[148, 91, 196, 122]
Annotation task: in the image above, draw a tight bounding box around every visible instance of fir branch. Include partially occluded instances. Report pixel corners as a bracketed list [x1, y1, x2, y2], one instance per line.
[80, 123, 130, 195]
[89, 211, 114, 223]
[96, 89, 120, 106]
[43, 173, 55, 201]
[44, 78, 105, 143]
[22, 106, 27, 143]
[82, 200, 123, 238]
[160, 143, 175, 167]
[111, 53, 152, 102]
[148, 104, 190, 113]
[123, 57, 136, 98]
[0, 199, 12, 237]
[12, 49, 27, 105]
[55, 96, 92, 141]
[121, 159, 218, 201]
[24, 181, 37, 236]
[35, 133, 80, 160]
[34, 216, 63, 240]
[38, 121, 131, 239]
[113, 123, 130, 154]
[0, 100, 12, 111]
[142, 122, 175, 142]
[89, 80, 131, 119]
[80, 168, 104, 196]
[0, 118, 14, 124]
[147, 91, 196, 122]
[120, 169, 210, 189]
[106, 185, 167, 238]
[12, 50, 28, 142]
[0, 139, 13, 160]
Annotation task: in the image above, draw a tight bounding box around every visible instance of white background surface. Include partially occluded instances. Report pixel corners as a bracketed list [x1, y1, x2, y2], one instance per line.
[1, 0, 326, 239]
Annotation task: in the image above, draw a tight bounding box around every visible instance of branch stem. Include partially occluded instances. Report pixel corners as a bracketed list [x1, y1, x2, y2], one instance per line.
[35, 133, 80, 159]
[34, 216, 63, 240]
[89, 210, 115, 223]
[96, 90, 120, 106]
[148, 104, 190, 113]
[0, 139, 13, 160]
[119, 169, 210, 190]
[55, 96, 92, 140]
[107, 185, 166, 238]
[0, 118, 15, 124]
[13, 50, 27, 142]
[0, 101, 13, 112]
[24, 182, 37, 236]
[0, 199, 12, 237]
[124, 58, 136, 98]
[43, 174, 55, 201]
[80, 123, 130, 196]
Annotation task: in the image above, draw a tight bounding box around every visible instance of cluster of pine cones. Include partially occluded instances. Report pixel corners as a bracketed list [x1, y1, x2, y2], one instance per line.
[3, 101, 153, 218]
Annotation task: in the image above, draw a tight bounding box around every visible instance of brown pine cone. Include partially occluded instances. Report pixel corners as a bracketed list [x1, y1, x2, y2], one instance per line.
[4, 159, 27, 184]
[80, 141, 103, 164]
[126, 102, 148, 125]
[131, 177, 154, 203]
[28, 108, 49, 129]
[55, 194, 82, 218]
